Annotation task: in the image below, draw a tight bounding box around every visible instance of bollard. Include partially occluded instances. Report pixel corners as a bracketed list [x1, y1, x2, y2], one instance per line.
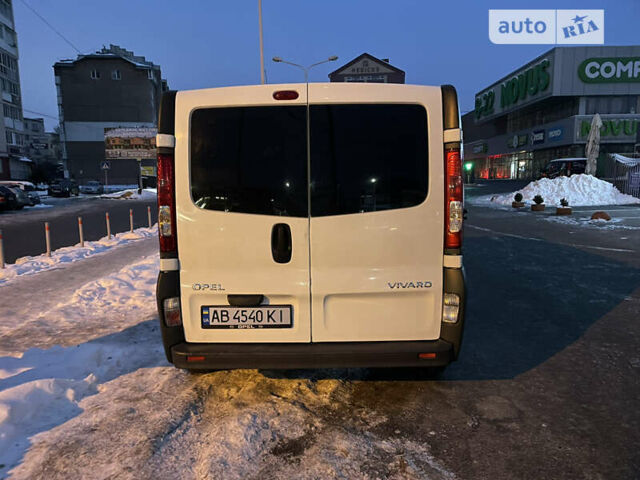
[78, 216, 84, 247]
[0, 229, 4, 269]
[45, 222, 51, 257]
[106, 212, 111, 239]
[147, 206, 152, 228]
[129, 208, 134, 232]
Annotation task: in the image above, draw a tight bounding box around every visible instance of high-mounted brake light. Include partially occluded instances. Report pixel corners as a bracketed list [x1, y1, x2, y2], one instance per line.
[273, 90, 299, 100]
[157, 152, 177, 252]
[444, 146, 463, 249]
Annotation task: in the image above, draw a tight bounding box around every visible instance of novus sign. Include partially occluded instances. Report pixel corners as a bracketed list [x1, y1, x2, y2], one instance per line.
[476, 58, 551, 119]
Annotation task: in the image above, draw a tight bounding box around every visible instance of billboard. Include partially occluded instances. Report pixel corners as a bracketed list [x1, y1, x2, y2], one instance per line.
[104, 127, 157, 159]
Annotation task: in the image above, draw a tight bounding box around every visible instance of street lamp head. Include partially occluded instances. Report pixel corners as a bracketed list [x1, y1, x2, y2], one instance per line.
[328, 56, 338, 61]
[272, 56, 283, 63]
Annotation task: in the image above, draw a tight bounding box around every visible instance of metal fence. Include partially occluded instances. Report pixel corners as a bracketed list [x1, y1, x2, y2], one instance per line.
[600, 154, 640, 199]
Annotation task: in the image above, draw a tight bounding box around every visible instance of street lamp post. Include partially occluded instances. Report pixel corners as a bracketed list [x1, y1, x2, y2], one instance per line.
[272, 56, 338, 83]
[258, 0, 265, 84]
[272, 55, 338, 220]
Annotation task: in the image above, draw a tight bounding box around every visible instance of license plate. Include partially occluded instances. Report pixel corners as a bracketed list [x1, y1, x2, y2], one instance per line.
[201, 305, 293, 329]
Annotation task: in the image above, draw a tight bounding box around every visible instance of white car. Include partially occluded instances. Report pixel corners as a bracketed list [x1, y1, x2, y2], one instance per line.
[155, 83, 466, 371]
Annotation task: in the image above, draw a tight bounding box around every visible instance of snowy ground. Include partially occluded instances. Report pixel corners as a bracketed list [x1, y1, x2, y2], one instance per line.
[0, 238, 454, 479]
[101, 188, 157, 200]
[470, 174, 640, 208]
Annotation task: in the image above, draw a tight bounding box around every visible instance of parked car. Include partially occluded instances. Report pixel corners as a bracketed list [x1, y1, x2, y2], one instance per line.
[48, 179, 80, 197]
[0, 185, 19, 210]
[156, 84, 466, 372]
[0, 181, 40, 205]
[540, 158, 587, 179]
[0, 185, 15, 211]
[80, 180, 104, 194]
[7, 186, 31, 208]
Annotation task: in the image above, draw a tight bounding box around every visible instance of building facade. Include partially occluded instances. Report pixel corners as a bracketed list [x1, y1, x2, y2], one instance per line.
[329, 53, 405, 83]
[54, 45, 168, 184]
[0, 0, 26, 180]
[23, 117, 61, 181]
[463, 46, 640, 180]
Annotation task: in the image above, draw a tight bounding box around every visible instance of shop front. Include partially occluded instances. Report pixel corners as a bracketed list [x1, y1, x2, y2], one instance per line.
[463, 46, 640, 180]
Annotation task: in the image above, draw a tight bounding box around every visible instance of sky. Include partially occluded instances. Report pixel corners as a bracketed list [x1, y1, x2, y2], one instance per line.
[13, 0, 640, 131]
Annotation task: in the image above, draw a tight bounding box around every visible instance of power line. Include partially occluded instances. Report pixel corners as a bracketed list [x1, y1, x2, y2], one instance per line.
[18, 0, 81, 54]
[23, 108, 58, 120]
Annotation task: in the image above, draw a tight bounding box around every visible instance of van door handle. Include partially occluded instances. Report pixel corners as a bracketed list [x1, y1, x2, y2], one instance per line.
[271, 223, 292, 263]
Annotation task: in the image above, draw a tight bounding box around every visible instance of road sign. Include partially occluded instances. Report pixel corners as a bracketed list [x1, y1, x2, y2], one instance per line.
[101, 161, 111, 170]
[140, 166, 156, 177]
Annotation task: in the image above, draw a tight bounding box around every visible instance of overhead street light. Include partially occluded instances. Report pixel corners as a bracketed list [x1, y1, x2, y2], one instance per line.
[271, 55, 338, 83]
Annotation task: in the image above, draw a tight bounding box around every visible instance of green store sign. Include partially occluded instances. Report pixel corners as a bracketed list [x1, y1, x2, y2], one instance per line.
[578, 57, 640, 83]
[476, 59, 551, 119]
[579, 119, 638, 138]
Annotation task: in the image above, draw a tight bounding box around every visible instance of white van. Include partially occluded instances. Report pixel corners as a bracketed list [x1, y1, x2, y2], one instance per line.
[155, 83, 466, 370]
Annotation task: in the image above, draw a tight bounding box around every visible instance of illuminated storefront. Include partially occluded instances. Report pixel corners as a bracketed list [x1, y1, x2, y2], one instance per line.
[463, 46, 640, 180]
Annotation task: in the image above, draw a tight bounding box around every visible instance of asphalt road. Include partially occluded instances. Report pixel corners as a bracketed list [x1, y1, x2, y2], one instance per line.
[0, 196, 157, 263]
[3, 180, 640, 479]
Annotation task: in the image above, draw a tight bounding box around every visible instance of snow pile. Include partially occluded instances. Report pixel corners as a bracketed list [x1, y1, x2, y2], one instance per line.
[472, 174, 640, 208]
[24, 204, 53, 209]
[103, 184, 138, 193]
[0, 255, 159, 353]
[101, 188, 156, 200]
[0, 256, 161, 472]
[0, 225, 157, 286]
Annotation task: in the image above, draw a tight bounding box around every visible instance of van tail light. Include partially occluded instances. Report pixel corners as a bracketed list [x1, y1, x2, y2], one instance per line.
[157, 152, 177, 253]
[442, 293, 460, 323]
[163, 297, 182, 327]
[445, 146, 463, 249]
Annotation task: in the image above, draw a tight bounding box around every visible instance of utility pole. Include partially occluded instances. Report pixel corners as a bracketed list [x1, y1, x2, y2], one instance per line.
[258, 0, 265, 84]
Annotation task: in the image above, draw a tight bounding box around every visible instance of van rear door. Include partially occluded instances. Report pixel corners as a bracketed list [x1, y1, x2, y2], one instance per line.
[308, 84, 444, 342]
[174, 86, 312, 343]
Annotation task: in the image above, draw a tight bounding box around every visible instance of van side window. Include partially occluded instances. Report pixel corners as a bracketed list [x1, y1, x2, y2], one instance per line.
[310, 104, 429, 217]
[190, 106, 307, 217]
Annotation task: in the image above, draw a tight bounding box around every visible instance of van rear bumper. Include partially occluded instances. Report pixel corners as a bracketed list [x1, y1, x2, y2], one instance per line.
[171, 340, 453, 370]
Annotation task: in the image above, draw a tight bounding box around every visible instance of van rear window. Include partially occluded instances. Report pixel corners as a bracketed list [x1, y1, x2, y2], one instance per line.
[310, 104, 428, 216]
[190, 104, 428, 217]
[190, 106, 308, 217]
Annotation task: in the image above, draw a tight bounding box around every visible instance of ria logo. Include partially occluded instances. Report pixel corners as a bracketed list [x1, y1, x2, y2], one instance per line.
[489, 10, 604, 45]
[556, 10, 604, 44]
[561, 14, 598, 39]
